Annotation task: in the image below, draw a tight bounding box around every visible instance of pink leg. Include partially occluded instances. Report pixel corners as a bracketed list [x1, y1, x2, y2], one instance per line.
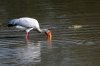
[26, 32, 29, 43]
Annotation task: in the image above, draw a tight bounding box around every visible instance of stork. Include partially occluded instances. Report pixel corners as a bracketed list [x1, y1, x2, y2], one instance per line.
[8, 17, 52, 42]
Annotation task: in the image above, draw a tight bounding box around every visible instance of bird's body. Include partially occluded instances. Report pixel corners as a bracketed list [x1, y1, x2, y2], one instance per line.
[8, 17, 40, 32]
[8, 17, 52, 42]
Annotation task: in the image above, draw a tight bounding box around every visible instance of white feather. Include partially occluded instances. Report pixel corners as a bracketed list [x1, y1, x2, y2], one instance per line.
[9, 17, 40, 29]
[8, 17, 49, 33]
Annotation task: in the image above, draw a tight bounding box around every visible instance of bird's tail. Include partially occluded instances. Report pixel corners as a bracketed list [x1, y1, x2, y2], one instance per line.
[7, 24, 14, 27]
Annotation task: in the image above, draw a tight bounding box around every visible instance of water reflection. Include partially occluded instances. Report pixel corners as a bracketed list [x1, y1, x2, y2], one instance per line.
[16, 42, 41, 65]
[0, 39, 42, 66]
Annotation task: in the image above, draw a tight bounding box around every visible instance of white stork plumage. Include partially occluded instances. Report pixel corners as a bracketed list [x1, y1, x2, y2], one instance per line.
[8, 17, 52, 42]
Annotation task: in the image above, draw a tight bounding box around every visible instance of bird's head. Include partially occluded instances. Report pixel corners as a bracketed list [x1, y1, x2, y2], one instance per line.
[43, 29, 52, 41]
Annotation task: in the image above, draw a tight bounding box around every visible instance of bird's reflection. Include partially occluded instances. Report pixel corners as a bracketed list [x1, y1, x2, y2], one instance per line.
[16, 40, 52, 65]
[16, 42, 41, 65]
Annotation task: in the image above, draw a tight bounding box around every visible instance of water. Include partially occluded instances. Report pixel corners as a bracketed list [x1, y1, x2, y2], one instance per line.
[0, 0, 100, 66]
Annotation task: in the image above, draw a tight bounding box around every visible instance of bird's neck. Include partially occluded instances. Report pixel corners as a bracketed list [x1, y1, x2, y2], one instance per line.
[37, 28, 47, 33]
[37, 28, 43, 33]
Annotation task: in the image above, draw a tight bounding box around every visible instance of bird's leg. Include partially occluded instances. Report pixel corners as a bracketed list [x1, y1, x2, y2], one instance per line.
[27, 32, 29, 39]
[26, 28, 33, 40]
[26, 32, 29, 42]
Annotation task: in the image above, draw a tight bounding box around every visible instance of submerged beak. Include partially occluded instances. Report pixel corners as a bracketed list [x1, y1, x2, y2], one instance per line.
[45, 30, 52, 41]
